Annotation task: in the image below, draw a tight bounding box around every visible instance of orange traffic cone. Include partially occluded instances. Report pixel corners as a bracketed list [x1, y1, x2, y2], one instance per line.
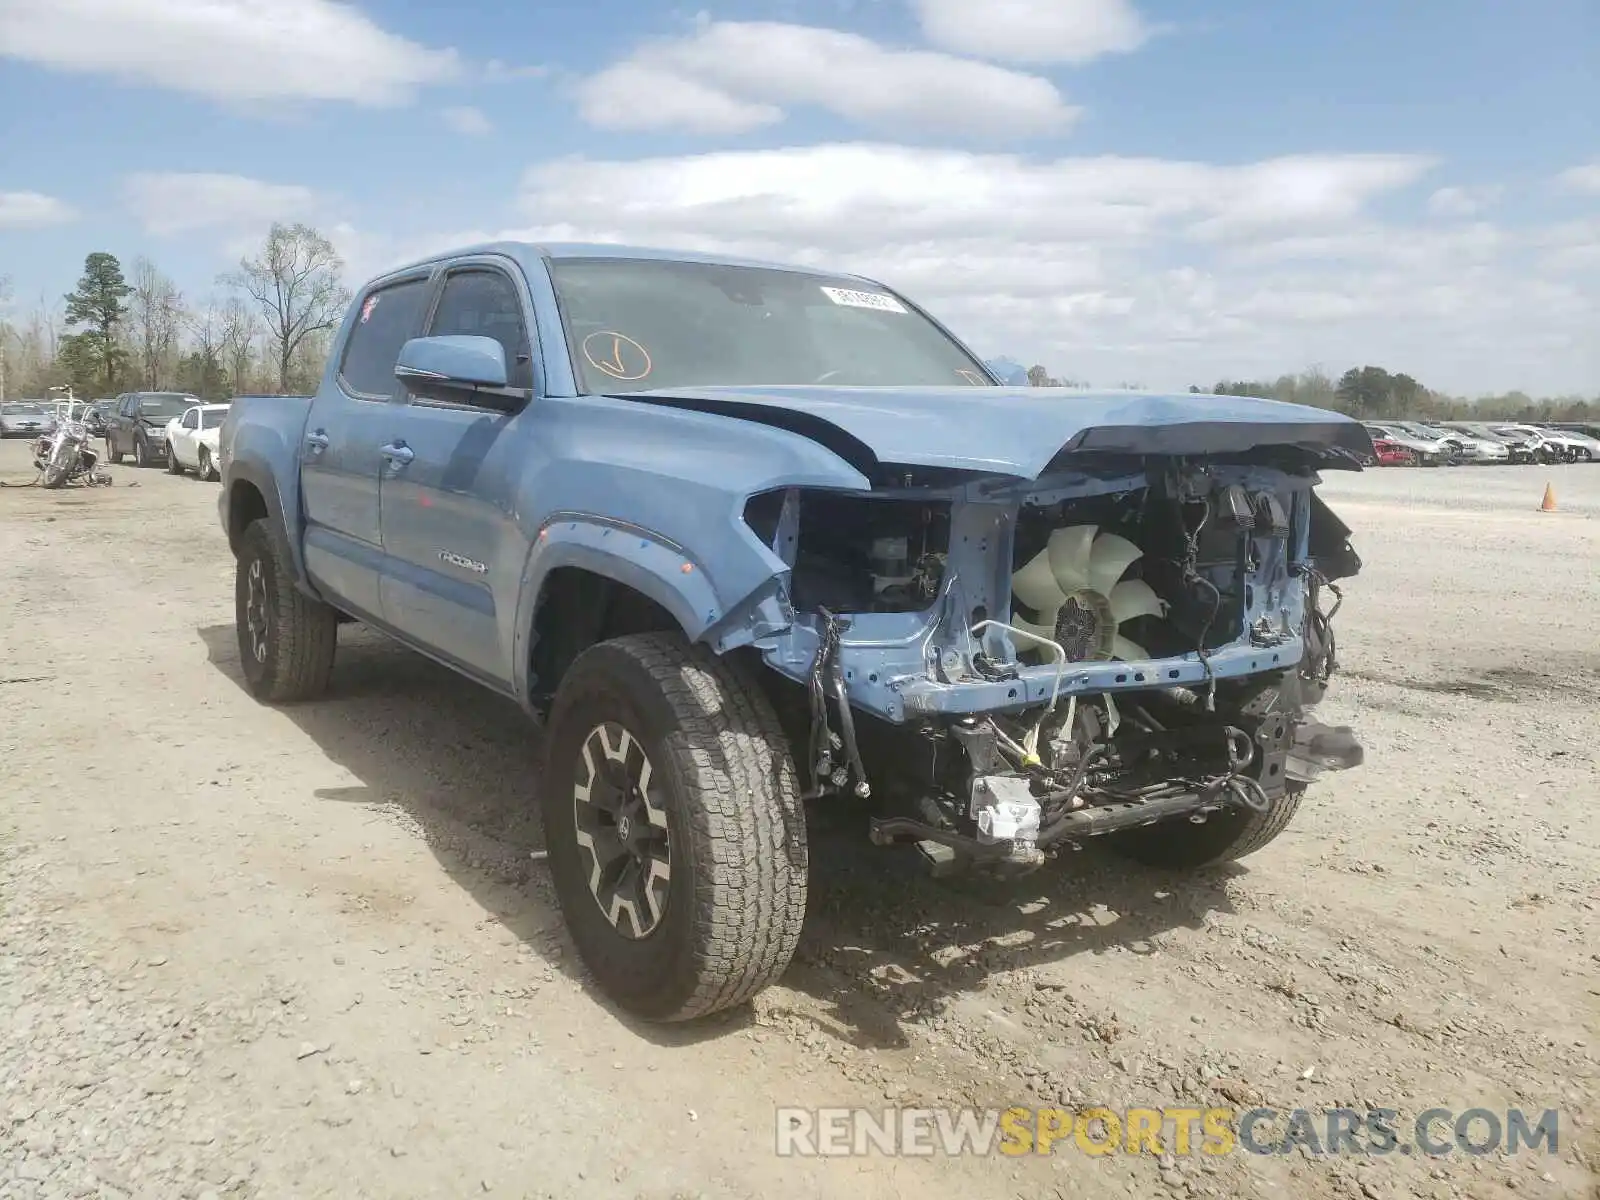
[1539, 483, 1557, 512]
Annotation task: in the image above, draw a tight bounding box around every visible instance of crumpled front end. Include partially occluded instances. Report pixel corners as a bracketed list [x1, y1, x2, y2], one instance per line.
[738, 452, 1364, 876]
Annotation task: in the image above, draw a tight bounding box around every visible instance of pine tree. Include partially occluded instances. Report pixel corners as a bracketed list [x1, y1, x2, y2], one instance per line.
[62, 252, 133, 392]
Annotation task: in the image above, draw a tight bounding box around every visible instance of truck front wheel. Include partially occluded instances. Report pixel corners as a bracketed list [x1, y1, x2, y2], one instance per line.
[1105, 784, 1305, 870]
[541, 632, 808, 1022]
[234, 518, 338, 702]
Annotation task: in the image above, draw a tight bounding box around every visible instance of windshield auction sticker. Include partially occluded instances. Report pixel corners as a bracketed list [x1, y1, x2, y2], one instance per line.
[820, 286, 908, 314]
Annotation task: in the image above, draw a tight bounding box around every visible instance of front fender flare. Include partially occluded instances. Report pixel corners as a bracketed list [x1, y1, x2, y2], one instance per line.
[511, 515, 729, 704]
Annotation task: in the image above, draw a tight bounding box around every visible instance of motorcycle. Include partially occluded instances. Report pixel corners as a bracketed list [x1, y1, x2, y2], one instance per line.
[31, 411, 111, 488]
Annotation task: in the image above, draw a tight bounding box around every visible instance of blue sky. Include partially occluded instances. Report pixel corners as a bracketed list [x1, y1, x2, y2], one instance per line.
[1, 0, 1596, 395]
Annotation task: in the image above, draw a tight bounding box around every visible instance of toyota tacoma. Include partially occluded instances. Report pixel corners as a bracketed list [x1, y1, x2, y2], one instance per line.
[217, 242, 1369, 1023]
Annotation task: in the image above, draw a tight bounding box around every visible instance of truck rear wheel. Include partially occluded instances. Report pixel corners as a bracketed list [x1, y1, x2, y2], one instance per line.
[541, 632, 808, 1022]
[234, 518, 338, 702]
[1105, 784, 1304, 869]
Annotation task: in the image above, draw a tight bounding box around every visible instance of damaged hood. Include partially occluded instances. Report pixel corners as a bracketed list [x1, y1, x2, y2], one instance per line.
[612, 385, 1372, 478]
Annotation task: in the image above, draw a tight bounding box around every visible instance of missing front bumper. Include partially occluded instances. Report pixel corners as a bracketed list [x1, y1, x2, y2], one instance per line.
[866, 716, 1364, 877]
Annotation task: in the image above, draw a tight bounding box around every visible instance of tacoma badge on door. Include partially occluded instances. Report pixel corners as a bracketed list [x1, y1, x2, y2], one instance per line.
[437, 549, 488, 574]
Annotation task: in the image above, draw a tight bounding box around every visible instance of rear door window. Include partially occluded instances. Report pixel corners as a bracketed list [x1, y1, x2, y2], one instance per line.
[338, 277, 432, 400]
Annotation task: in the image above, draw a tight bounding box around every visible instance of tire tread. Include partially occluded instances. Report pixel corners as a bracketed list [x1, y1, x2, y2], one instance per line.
[547, 632, 807, 1021]
[237, 518, 337, 703]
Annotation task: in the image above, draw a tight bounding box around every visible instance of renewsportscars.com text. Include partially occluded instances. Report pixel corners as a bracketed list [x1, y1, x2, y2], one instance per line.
[774, 1106, 1561, 1158]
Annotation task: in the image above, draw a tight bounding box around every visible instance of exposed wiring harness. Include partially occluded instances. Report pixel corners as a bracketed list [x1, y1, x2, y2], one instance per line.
[1177, 495, 1221, 710]
[1301, 567, 1343, 687]
[969, 619, 1066, 765]
[803, 608, 870, 800]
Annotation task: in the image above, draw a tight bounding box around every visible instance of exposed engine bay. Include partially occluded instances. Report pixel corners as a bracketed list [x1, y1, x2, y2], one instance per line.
[744, 453, 1364, 877]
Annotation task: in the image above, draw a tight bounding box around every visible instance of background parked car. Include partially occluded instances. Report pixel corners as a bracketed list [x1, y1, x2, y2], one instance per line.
[1531, 424, 1600, 461]
[1, 401, 55, 439]
[164, 402, 231, 480]
[1441, 422, 1545, 464]
[1545, 421, 1600, 442]
[104, 391, 198, 467]
[1490, 424, 1570, 463]
[83, 401, 115, 438]
[1370, 437, 1416, 466]
[1436, 425, 1509, 463]
[1393, 420, 1502, 463]
[1362, 423, 1450, 465]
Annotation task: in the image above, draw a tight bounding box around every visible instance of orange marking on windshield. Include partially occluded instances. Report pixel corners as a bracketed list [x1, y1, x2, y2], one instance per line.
[581, 330, 653, 381]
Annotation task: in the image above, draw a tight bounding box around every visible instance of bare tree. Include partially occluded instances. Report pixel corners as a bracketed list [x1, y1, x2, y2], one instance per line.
[218, 296, 259, 395]
[1298, 363, 1337, 411]
[186, 294, 223, 366]
[223, 223, 350, 392]
[129, 257, 185, 388]
[38, 292, 61, 365]
[180, 294, 230, 398]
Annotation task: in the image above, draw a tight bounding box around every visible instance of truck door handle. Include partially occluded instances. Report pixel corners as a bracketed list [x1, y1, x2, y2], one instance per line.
[380, 442, 414, 466]
[306, 430, 330, 453]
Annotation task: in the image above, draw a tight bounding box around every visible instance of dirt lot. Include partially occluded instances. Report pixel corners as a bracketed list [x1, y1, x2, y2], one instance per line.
[2, 439, 1596, 1200]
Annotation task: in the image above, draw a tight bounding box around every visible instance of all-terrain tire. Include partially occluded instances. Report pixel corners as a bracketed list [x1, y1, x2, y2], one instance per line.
[197, 447, 215, 480]
[234, 517, 338, 703]
[541, 632, 808, 1022]
[1105, 784, 1305, 869]
[167, 447, 184, 474]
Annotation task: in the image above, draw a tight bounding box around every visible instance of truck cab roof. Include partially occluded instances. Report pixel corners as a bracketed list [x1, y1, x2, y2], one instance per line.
[372, 240, 874, 289]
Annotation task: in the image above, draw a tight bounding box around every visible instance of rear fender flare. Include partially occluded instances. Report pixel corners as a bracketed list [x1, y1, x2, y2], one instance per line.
[225, 460, 321, 602]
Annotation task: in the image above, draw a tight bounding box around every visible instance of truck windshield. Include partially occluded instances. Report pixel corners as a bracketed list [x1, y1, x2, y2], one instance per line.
[548, 257, 993, 392]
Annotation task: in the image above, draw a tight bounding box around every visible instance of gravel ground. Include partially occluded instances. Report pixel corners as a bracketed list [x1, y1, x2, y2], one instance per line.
[1, 440, 1596, 1200]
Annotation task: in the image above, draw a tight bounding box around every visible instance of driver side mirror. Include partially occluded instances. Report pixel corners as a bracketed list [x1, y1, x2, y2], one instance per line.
[395, 335, 520, 410]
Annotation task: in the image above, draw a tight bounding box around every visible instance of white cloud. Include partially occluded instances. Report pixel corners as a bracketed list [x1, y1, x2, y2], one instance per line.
[122, 173, 320, 235]
[1555, 163, 1600, 195]
[1528, 219, 1600, 275]
[442, 105, 493, 136]
[574, 20, 1077, 137]
[582, 65, 782, 135]
[462, 142, 1592, 396]
[913, 0, 1153, 64]
[514, 144, 1434, 248]
[0, 0, 460, 106]
[0, 191, 76, 228]
[1426, 185, 1503, 218]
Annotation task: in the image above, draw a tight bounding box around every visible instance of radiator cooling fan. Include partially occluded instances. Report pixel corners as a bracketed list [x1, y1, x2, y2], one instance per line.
[1010, 525, 1167, 663]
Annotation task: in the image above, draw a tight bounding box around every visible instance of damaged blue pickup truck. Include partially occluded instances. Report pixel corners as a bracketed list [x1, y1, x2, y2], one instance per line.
[217, 242, 1368, 1022]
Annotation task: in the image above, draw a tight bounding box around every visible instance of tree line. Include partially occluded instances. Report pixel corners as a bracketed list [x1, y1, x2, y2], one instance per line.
[0, 222, 350, 402]
[1023, 362, 1597, 423]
